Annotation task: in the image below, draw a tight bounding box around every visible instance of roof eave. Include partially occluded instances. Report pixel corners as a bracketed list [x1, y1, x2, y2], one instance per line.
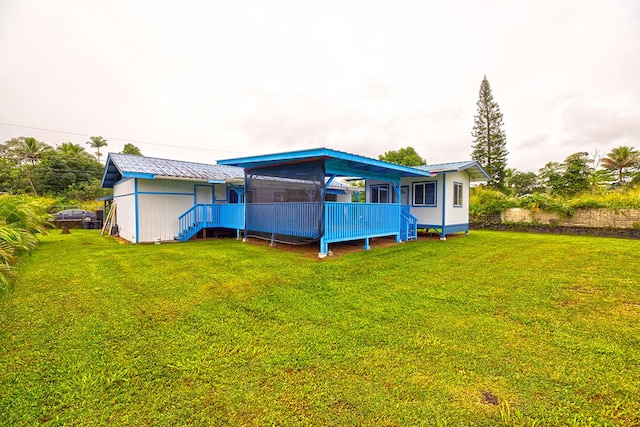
[218, 147, 434, 179]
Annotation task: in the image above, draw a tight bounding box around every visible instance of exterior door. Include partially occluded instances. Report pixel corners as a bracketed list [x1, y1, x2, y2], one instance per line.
[401, 186, 409, 205]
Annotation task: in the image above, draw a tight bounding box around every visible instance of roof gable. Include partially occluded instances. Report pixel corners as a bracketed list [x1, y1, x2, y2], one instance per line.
[416, 161, 490, 182]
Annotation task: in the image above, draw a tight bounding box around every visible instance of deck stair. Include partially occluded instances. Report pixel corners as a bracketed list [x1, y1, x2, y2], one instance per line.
[178, 205, 205, 242]
[178, 204, 244, 242]
[400, 205, 418, 241]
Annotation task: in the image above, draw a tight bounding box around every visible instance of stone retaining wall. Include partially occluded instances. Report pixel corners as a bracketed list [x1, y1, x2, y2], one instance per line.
[501, 208, 640, 229]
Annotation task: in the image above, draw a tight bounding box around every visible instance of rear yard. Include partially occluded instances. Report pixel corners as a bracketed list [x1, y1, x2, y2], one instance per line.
[1, 230, 638, 426]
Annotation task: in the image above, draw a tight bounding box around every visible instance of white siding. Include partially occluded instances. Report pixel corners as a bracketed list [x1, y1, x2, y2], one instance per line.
[136, 179, 195, 243]
[113, 179, 236, 243]
[402, 172, 470, 230]
[335, 191, 353, 202]
[138, 193, 193, 242]
[216, 185, 229, 202]
[113, 178, 137, 242]
[402, 176, 443, 226]
[138, 179, 195, 194]
[445, 172, 470, 226]
[195, 184, 214, 204]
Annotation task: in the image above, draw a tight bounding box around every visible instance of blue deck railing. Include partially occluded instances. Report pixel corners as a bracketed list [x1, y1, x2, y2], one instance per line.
[179, 202, 414, 252]
[324, 202, 401, 244]
[178, 204, 244, 242]
[245, 202, 322, 238]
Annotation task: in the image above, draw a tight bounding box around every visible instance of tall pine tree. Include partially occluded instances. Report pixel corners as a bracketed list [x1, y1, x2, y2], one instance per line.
[471, 75, 508, 187]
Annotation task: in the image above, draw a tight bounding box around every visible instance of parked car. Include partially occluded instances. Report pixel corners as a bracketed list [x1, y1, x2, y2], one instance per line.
[55, 209, 97, 221]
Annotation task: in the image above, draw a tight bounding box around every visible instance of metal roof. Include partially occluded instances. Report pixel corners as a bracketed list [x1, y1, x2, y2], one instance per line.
[416, 161, 491, 182]
[101, 153, 245, 188]
[217, 147, 434, 180]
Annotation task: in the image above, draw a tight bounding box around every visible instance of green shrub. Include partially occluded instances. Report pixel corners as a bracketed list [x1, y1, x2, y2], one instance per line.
[469, 186, 516, 215]
[0, 195, 52, 290]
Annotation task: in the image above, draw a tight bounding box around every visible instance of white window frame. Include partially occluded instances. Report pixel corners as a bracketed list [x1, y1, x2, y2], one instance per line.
[412, 181, 437, 206]
[453, 182, 463, 207]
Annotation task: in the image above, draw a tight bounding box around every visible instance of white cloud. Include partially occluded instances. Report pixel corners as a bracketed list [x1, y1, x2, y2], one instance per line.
[1, 0, 639, 172]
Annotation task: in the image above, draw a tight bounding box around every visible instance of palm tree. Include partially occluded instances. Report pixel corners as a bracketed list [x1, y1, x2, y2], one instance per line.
[58, 142, 86, 155]
[0, 195, 50, 290]
[600, 146, 640, 186]
[6, 137, 51, 195]
[86, 136, 108, 162]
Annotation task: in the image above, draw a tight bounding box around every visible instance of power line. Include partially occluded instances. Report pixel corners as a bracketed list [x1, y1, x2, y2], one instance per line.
[0, 121, 252, 156]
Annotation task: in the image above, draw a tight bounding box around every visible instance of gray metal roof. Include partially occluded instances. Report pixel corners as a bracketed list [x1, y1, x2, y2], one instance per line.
[416, 161, 491, 182]
[101, 153, 245, 188]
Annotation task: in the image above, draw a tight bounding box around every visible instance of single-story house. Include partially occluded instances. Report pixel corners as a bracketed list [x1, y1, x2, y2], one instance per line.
[101, 148, 489, 256]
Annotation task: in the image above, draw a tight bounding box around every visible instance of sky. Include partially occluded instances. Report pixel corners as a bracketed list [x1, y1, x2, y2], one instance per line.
[1, 0, 639, 173]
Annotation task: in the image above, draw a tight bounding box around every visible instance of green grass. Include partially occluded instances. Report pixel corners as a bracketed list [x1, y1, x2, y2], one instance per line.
[1, 230, 639, 426]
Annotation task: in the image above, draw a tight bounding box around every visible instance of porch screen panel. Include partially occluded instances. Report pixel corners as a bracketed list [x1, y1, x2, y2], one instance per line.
[245, 160, 324, 241]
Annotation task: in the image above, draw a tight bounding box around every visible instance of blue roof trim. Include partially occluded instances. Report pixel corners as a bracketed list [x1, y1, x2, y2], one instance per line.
[123, 172, 156, 179]
[217, 147, 433, 178]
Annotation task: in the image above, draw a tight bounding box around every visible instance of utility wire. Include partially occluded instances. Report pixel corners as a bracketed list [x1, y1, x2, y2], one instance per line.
[0, 121, 252, 156]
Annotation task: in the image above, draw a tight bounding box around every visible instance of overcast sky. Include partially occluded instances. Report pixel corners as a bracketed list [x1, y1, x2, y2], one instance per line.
[1, 0, 639, 172]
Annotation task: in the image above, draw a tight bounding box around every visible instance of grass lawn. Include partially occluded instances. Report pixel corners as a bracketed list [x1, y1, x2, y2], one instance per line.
[1, 230, 639, 426]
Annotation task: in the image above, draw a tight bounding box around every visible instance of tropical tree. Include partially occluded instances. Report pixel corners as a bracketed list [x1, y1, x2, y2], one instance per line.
[471, 75, 508, 187]
[2, 137, 51, 195]
[600, 146, 640, 186]
[58, 142, 88, 156]
[507, 170, 541, 196]
[378, 146, 426, 166]
[34, 148, 104, 196]
[121, 143, 143, 156]
[538, 162, 564, 194]
[539, 152, 592, 195]
[86, 136, 108, 162]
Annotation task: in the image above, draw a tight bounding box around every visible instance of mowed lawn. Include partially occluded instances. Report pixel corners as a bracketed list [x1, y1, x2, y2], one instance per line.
[1, 230, 638, 426]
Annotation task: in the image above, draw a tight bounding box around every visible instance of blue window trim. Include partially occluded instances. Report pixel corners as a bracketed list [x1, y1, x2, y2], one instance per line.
[137, 191, 194, 196]
[134, 178, 139, 244]
[453, 181, 463, 207]
[441, 174, 447, 231]
[113, 192, 135, 198]
[193, 183, 215, 204]
[412, 181, 437, 207]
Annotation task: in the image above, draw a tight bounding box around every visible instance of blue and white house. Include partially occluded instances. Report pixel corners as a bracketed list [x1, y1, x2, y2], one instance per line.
[101, 148, 489, 256]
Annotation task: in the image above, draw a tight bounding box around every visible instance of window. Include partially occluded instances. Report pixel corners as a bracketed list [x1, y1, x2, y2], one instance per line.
[325, 193, 338, 202]
[370, 184, 389, 203]
[413, 182, 436, 206]
[228, 188, 242, 203]
[453, 182, 463, 207]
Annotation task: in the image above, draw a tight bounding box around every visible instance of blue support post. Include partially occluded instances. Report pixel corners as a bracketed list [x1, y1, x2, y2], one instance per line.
[363, 237, 371, 250]
[319, 238, 328, 258]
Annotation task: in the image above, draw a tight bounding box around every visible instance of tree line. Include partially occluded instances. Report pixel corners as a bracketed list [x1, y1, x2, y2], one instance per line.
[471, 76, 639, 196]
[0, 136, 142, 201]
[380, 76, 640, 197]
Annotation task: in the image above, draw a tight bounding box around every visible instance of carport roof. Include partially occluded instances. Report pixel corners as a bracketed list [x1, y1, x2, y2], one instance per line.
[101, 153, 245, 188]
[217, 147, 434, 180]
